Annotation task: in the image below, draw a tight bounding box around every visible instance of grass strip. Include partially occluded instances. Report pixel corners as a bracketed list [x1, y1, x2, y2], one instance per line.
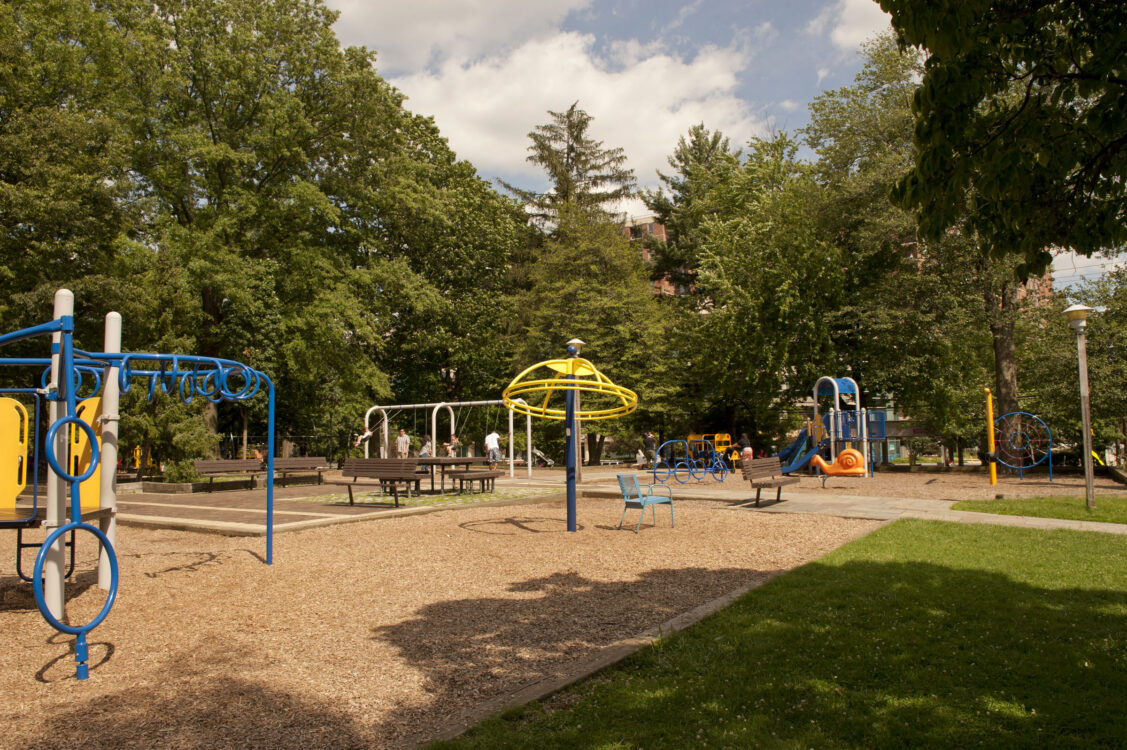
[432, 520, 1127, 749]
[952, 495, 1127, 525]
[277, 487, 556, 508]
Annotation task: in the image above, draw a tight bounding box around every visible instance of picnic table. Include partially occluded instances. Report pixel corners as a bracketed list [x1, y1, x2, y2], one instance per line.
[417, 457, 490, 492]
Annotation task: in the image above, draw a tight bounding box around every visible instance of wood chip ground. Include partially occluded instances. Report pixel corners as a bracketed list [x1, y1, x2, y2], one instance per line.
[3, 469, 1122, 748]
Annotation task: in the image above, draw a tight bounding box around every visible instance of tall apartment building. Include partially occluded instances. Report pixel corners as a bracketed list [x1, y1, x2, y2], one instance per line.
[622, 215, 680, 296]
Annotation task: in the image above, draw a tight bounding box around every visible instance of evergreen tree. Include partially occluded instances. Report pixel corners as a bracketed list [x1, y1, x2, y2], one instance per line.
[501, 102, 636, 227]
[642, 124, 740, 288]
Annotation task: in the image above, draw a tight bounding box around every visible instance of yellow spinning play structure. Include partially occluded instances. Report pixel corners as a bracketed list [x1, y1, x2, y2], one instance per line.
[502, 356, 637, 422]
[503, 344, 637, 532]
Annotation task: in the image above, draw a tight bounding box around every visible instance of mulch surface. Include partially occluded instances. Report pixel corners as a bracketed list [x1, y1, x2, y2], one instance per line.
[1, 495, 876, 749]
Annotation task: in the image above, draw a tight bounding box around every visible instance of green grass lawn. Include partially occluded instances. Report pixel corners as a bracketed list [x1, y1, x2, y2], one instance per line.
[952, 495, 1127, 525]
[431, 520, 1127, 749]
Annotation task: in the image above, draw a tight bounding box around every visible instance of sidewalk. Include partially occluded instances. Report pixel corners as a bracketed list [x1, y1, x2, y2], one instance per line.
[572, 468, 1127, 536]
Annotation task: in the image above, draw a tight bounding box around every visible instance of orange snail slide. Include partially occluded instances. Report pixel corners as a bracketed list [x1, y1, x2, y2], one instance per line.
[810, 448, 867, 477]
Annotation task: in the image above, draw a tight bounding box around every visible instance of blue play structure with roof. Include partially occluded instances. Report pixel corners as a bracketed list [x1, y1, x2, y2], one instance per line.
[776, 376, 887, 476]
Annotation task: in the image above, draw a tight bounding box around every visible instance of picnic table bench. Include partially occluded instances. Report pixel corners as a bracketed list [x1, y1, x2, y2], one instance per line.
[271, 457, 328, 487]
[193, 459, 267, 492]
[741, 456, 799, 507]
[330, 458, 422, 507]
[454, 470, 502, 494]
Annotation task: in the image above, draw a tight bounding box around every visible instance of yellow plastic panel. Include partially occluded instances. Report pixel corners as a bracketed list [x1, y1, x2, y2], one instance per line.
[0, 397, 29, 511]
[70, 397, 102, 510]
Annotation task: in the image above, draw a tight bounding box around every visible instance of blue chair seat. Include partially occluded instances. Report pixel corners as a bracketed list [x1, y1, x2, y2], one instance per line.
[616, 473, 674, 532]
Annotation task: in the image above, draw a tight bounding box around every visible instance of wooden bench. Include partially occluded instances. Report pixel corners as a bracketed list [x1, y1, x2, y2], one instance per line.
[271, 457, 328, 487]
[454, 470, 502, 494]
[193, 459, 267, 492]
[330, 458, 422, 507]
[741, 456, 800, 507]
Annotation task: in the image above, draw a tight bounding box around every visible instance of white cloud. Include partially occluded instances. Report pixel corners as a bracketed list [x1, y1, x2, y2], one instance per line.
[807, 0, 891, 53]
[393, 32, 767, 203]
[830, 0, 891, 49]
[325, 0, 592, 71]
[665, 0, 704, 33]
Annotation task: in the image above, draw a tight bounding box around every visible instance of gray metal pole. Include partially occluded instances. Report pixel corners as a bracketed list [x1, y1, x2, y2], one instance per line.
[98, 312, 121, 590]
[44, 289, 73, 619]
[1077, 328, 1096, 508]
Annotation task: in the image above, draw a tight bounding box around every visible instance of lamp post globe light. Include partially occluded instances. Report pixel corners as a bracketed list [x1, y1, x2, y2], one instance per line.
[1063, 304, 1095, 509]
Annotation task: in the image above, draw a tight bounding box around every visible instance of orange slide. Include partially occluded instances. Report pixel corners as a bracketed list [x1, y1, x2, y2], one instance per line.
[810, 448, 866, 477]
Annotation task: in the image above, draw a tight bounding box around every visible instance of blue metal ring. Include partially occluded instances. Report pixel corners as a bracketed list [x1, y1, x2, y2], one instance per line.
[32, 522, 118, 636]
[45, 416, 99, 482]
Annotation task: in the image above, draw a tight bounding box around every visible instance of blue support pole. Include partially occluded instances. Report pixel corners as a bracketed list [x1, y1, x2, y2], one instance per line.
[265, 376, 275, 564]
[565, 344, 578, 532]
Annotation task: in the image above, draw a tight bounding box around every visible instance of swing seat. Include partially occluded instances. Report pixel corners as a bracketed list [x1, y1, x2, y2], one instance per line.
[616, 473, 673, 533]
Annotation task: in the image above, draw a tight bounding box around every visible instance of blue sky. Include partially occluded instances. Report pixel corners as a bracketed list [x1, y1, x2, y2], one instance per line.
[326, 0, 891, 217]
[324, 0, 1121, 287]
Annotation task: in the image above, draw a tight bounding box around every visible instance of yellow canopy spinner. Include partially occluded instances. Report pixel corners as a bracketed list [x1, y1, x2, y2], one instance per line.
[502, 357, 638, 421]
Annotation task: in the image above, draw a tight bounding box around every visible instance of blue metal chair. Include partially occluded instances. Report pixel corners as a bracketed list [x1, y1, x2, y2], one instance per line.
[616, 473, 674, 532]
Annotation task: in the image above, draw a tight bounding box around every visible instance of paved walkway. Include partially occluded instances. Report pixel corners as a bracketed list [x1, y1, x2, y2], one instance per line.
[575, 469, 1127, 536]
[26, 466, 1119, 538]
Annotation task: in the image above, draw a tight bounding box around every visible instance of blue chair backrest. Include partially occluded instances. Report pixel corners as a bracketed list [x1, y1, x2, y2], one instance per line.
[617, 473, 641, 500]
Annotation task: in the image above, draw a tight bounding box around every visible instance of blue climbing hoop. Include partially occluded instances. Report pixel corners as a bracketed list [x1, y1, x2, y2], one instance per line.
[44, 416, 100, 483]
[32, 522, 119, 680]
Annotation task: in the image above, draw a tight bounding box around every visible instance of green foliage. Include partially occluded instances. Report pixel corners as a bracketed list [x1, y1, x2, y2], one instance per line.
[119, 389, 218, 477]
[692, 134, 842, 447]
[642, 123, 741, 287]
[1019, 267, 1127, 460]
[515, 205, 673, 453]
[1, 0, 525, 462]
[501, 102, 636, 227]
[0, 0, 136, 330]
[881, 0, 1127, 274]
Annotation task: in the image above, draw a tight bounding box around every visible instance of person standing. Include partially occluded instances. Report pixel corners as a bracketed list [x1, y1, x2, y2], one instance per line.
[484, 429, 508, 471]
[419, 435, 432, 458]
[643, 431, 657, 468]
[396, 428, 411, 459]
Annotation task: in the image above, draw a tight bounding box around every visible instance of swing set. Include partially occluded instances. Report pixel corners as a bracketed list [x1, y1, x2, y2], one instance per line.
[362, 398, 534, 476]
[1, 289, 276, 681]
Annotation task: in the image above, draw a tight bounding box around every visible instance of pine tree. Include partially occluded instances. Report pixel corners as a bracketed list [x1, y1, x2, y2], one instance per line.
[501, 102, 635, 227]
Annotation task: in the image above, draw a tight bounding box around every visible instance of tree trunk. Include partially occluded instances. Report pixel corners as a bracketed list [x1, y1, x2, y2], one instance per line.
[984, 265, 1020, 416]
[990, 315, 1019, 415]
[586, 433, 604, 465]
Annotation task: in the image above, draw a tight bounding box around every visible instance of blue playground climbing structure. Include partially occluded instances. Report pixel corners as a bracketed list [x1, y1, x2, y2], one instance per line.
[0, 289, 276, 681]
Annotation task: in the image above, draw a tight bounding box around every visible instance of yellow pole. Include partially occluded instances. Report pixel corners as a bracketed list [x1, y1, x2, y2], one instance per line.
[985, 388, 997, 485]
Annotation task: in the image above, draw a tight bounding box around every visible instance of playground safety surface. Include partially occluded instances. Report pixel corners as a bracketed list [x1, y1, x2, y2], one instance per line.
[4, 467, 1127, 749]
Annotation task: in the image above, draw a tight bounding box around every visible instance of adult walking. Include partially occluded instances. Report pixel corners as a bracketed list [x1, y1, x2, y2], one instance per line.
[396, 428, 411, 459]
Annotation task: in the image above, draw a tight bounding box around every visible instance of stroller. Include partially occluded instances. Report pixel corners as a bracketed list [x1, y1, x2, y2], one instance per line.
[532, 447, 555, 467]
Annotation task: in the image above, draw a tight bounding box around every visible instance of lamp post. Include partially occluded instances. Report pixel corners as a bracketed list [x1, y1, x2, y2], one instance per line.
[567, 338, 585, 484]
[1064, 304, 1095, 509]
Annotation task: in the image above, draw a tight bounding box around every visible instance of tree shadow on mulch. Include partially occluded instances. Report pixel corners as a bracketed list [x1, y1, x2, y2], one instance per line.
[13, 650, 375, 749]
[370, 564, 780, 744]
